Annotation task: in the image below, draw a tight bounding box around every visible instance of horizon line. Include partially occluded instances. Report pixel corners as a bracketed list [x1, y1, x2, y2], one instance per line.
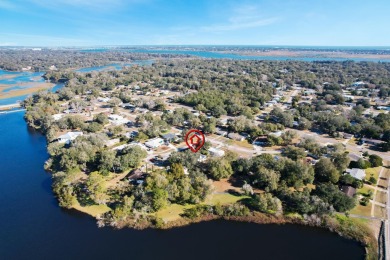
[1, 44, 390, 48]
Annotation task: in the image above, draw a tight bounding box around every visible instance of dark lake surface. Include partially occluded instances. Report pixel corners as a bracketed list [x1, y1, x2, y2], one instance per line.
[0, 111, 365, 260]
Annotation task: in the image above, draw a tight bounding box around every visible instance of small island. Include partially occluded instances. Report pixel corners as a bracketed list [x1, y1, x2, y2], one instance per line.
[18, 55, 390, 259]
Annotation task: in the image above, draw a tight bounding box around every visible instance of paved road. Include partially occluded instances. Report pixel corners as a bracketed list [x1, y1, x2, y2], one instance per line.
[385, 164, 390, 259]
[294, 129, 390, 161]
[207, 136, 280, 158]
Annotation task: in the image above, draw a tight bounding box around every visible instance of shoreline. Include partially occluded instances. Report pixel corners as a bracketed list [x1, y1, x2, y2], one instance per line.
[94, 210, 376, 259]
[0, 82, 55, 100]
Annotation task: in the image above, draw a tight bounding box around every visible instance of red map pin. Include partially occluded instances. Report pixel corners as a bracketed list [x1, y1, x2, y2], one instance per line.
[185, 129, 205, 153]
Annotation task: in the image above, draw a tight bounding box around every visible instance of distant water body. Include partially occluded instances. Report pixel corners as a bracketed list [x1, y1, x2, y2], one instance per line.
[0, 69, 64, 106]
[81, 47, 390, 62]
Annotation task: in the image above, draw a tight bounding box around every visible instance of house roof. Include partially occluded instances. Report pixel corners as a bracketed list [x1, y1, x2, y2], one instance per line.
[341, 186, 356, 197]
[161, 133, 176, 140]
[58, 131, 83, 140]
[208, 147, 225, 156]
[228, 133, 245, 140]
[346, 168, 366, 180]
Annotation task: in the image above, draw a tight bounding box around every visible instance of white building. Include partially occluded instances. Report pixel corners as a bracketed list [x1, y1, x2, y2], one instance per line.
[346, 168, 366, 181]
[145, 138, 164, 148]
[208, 147, 225, 157]
[108, 115, 129, 126]
[97, 97, 111, 102]
[105, 138, 121, 147]
[58, 131, 83, 144]
[52, 114, 64, 121]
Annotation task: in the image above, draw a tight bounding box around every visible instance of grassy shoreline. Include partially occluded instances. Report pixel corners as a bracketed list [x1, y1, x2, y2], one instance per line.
[97, 210, 376, 259]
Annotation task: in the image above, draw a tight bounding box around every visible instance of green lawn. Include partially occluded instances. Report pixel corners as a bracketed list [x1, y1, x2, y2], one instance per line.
[350, 202, 372, 217]
[375, 191, 387, 205]
[156, 193, 248, 222]
[156, 204, 193, 222]
[365, 167, 382, 183]
[206, 193, 248, 205]
[72, 200, 111, 217]
[374, 205, 387, 219]
[357, 185, 374, 196]
[232, 140, 254, 149]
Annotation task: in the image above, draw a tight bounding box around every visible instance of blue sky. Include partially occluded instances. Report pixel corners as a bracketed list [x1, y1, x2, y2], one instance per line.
[0, 0, 389, 46]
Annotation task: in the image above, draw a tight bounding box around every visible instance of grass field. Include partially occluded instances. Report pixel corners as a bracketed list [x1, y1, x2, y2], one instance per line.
[205, 193, 248, 205]
[350, 202, 372, 217]
[156, 192, 248, 222]
[378, 178, 388, 189]
[374, 205, 387, 219]
[72, 200, 111, 217]
[375, 191, 387, 205]
[232, 140, 254, 149]
[365, 167, 381, 182]
[156, 204, 193, 222]
[357, 185, 374, 196]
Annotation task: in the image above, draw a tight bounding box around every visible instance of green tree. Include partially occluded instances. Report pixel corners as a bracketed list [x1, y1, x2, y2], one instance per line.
[368, 154, 383, 167]
[151, 188, 168, 211]
[314, 158, 340, 183]
[282, 145, 306, 160]
[208, 159, 233, 180]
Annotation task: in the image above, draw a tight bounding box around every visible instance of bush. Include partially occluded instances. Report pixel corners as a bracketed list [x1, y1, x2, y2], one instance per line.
[368, 154, 383, 167]
[360, 197, 369, 206]
[368, 176, 377, 185]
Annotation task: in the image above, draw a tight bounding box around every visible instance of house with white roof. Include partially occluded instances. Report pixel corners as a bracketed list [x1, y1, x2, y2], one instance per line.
[57, 131, 83, 144]
[345, 168, 366, 181]
[145, 138, 164, 148]
[108, 115, 129, 126]
[208, 147, 225, 157]
[52, 114, 64, 121]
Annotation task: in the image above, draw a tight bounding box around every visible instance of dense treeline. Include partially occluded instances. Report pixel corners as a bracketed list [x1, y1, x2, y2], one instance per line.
[0, 49, 186, 72]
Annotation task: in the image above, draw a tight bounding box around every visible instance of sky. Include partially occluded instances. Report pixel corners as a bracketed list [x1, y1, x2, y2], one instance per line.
[0, 0, 389, 46]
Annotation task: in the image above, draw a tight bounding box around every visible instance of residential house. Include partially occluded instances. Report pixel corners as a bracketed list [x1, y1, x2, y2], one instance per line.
[208, 147, 225, 157]
[342, 133, 354, 139]
[58, 131, 83, 144]
[145, 138, 164, 148]
[361, 138, 385, 146]
[108, 115, 129, 126]
[161, 133, 177, 142]
[345, 168, 366, 181]
[341, 186, 356, 197]
[227, 133, 245, 141]
[215, 128, 228, 137]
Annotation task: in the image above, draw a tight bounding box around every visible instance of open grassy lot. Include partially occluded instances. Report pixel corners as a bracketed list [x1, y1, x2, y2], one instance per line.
[156, 204, 193, 222]
[206, 193, 248, 205]
[365, 167, 381, 182]
[375, 191, 387, 205]
[374, 205, 387, 219]
[350, 202, 372, 217]
[72, 200, 111, 217]
[232, 140, 254, 149]
[357, 185, 374, 196]
[156, 192, 248, 222]
[378, 178, 388, 189]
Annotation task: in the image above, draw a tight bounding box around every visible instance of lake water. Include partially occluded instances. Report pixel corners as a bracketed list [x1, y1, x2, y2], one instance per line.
[78, 48, 390, 62]
[0, 111, 365, 259]
[0, 69, 64, 106]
